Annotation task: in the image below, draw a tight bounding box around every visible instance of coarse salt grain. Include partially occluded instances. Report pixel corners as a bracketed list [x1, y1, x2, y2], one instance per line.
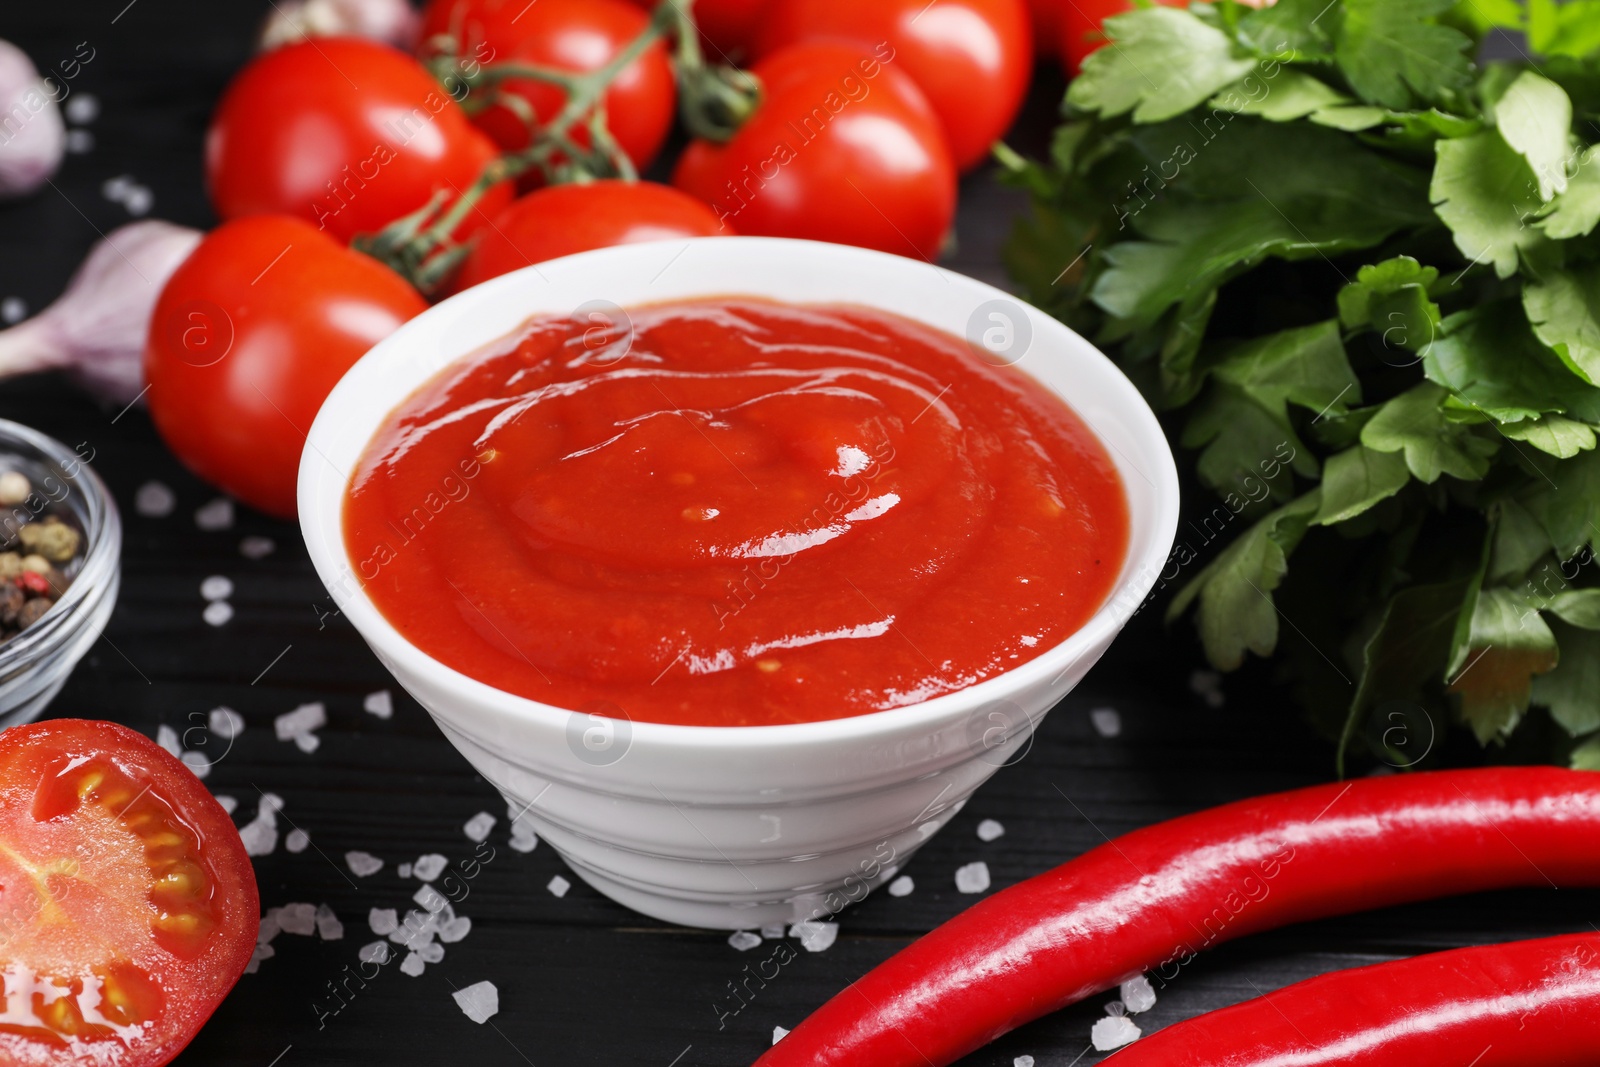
[547, 875, 570, 898]
[134, 481, 175, 518]
[369, 908, 399, 936]
[316, 903, 344, 941]
[438, 915, 472, 944]
[414, 885, 448, 914]
[293, 733, 320, 754]
[275, 702, 326, 741]
[155, 724, 180, 757]
[199, 575, 233, 601]
[363, 689, 394, 719]
[418, 940, 446, 964]
[1015, 1058, 1035, 1067]
[1090, 707, 1122, 738]
[281, 828, 308, 853]
[399, 951, 426, 977]
[728, 931, 762, 952]
[345, 851, 383, 877]
[977, 818, 1005, 842]
[238, 796, 281, 857]
[1121, 975, 1157, 1013]
[789, 921, 838, 953]
[202, 601, 233, 627]
[0, 300, 24, 327]
[955, 861, 991, 894]
[887, 875, 914, 897]
[463, 811, 496, 842]
[240, 535, 276, 559]
[772, 1027, 789, 1044]
[214, 795, 237, 815]
[258, 913, 281, 944]
[359, 941, 390, 965]
[123, 185, 153, 216]
[180, 750, 211, 779]
[1091, 1015, 1140, 1051]
[760, 924, 786, 940]
[397, 863, 412, 879]
[509, 821, 538, 853]
[101, 175, 132, 201]
[208, 706, 244, 740]
[195, 498, 234, 531]
[453, 980, 500, 1024]
[64, 92, 98, 124]
[413, 854, 448, 881]
[244, 943, 271, 974]
[277, 902, 317, 936]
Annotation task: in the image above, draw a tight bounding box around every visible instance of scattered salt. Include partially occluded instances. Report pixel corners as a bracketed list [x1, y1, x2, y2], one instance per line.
[277, 903, 317, 936]
[180, 750, 210, 779]
[1015, 1058, 1035, 1067]
[199, 575, 233, 601]
[887, 876, 915, 897]
[1121, 975, 1157, 1013]
[258, 912, 281, 944]
[1090, 707, 1122, 738]
[214, 795, 237, 815]
[101, 175, 132, 201]
[397, 863, 412, 879]
[438, 915, 472, 944]
[64, 92, 99, 124]
[417, 940, 445, 964]
[64, 128, 92, 153]
[275, 702, 327, 741]
[345, 851, 383, 877]
[977, 819, 1006, 842]
[547, 875, 571, 898]
[789, 921, 838, 953]
[399, 951, 426, 977]
[244, 943, 272, 974]
[413, 854, 448, 881]
[452, 980, 499, 1024]
[238, 796, 282, 857]
[509, 821, 539, 853]
[293, 733, 320, 754]
[0, 298, 23, 325]
[123, 186, 154, 216]
[1091, 1015, 1140, 1051]
[134, 481, 175, 518]
[414, 884, 448, 914]
[728, 931, 762, 952]
[369, 908, 399, 936]
[203, 601, 233, 627]
[195, 498, 234, 531]
[208, 706, 244, 740]
[463, 811, 496, 843]
[363, 689, 393, 719]
[239, 535, 276, 560]
[772, 1027, 789, 1044]
[316, 904, 343, 941]
[955, 861, 991, 894]
[359, 941, 390, 965]
[760, 924, 786, 940]
[155, 724, 180, 757]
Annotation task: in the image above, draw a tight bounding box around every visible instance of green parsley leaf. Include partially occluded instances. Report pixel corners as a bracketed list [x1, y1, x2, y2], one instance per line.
[1524, 263, 1600, 384]
[1209, 69, 1349, 121]
[1500, 414, 1599, 458]
[1314, 445, 1412, 524]
[1447, 586, 1559, 743]
[1494, 71, 1573, 201]
[1431, 131, 1547, 279]
[1361, 381, 1499, 482]
[1444, 0, 1524, 35]
[1532, 621, 1600, 736]
[1537, 147, 1600, 240]
[1335, 0, 1474, 109]
[1574, 733, 1600, 770]
[1529, 0, 1600, 58]
[1237, 0, 1336, 56]
[1169, 492, 1322, 669]
[1489, 497, 1552, 582]
[1183, 384, 1312, 498]
[1542, 589, 1600, 629]
[1211, 319, 1360, 415]
[1067, 8, 1257, 123]
[1422, 302, 1600, 424]
[1337, 256, 1444, 351]
[1521, 450, 1600, 559]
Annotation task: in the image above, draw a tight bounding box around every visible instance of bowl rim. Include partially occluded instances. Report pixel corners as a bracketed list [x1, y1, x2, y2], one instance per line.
[0, 417, 122, 671]
[300, 236, 1181, 752]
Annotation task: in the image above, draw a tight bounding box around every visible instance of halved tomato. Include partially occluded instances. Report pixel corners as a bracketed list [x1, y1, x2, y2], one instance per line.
[0, 720, 258, 1066]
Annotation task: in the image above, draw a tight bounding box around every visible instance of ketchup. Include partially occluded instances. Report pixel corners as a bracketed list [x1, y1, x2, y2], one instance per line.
[344, 299, 1129, 727]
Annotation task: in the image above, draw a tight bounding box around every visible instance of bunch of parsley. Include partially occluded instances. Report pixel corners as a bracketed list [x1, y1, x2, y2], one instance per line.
[1004, 0, 1600, 769]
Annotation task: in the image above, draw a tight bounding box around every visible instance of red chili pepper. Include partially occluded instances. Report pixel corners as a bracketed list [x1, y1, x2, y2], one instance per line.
[16, 572, 49, 596]
[755, 767, 1600, 1067]
[1103, 932, 1600, 1065]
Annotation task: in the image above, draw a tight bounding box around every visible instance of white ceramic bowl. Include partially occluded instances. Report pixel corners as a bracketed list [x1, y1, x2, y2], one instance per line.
[300, 237, 1179, 929]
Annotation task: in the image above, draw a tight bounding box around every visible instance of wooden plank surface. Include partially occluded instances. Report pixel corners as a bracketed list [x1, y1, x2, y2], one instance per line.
[0, 5, 1585, 1065]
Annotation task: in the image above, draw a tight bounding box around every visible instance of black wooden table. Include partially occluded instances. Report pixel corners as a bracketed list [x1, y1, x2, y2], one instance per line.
[1, 5, 1589, 1066]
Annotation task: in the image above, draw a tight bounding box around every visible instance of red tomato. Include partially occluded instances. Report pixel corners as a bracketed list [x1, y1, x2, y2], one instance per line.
[452, 180, 728, 291]
[0, 719, 258, 1066]
[623, 0, 772, 60]
[146, 216, 428, 518]
[206, 38, 511, 244]
[1027, 0, 1062, 56]
[418, 0, 676, 176]
[673, 43, 956, 261]
[753, 0, 1031, 172]
[1059, 0, 1271, 73]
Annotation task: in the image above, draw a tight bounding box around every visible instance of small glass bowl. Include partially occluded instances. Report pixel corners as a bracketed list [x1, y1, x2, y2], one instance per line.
[0, 419, 121, 727]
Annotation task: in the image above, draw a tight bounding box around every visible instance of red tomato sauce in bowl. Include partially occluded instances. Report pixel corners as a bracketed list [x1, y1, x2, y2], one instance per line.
[343, 299, 1129, 727]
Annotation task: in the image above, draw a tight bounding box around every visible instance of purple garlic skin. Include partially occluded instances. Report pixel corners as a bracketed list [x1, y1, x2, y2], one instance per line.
[0, 39, 65, 200]
[0, 220, 203, 406]
[259, 0, 421, 52]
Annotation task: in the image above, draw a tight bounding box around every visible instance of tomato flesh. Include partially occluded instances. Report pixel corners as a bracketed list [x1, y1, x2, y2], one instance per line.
[0, 721, 257, 1066]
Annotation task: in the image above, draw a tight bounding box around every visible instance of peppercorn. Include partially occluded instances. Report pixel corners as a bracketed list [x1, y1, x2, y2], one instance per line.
[0, 553, 20, 581]
[16, 597, 53, 630]
[0, 583, 21, 626]
[19, 517, 80, 563]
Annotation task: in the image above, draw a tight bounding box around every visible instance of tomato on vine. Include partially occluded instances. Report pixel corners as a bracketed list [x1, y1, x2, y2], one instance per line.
[754, 0, 1033, 172]
[451, 180, 728, 292]
[418, 0, 677, 178]
[205, 38, 511, 243]
[146, 217, 428, 518]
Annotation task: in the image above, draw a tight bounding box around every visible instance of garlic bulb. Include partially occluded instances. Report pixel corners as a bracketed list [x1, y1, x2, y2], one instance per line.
[0, 39, 65, 200]
[0, 221, 202, 406]
[259, 0, 421, 52]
